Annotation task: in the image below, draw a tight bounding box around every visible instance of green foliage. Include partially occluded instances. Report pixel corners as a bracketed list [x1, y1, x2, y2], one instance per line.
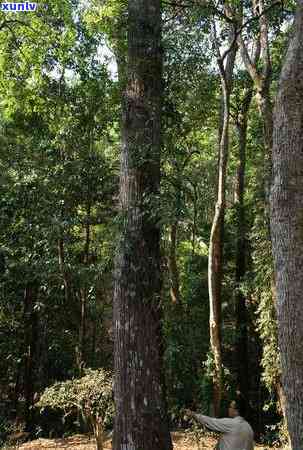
[83, 0, 127, 69]
[251, 209, 280, 392]
[260, 420, 290, 448]
[0, 1, 119, 432]
[163, 246, 211, 415]
[0, 419, 11, 447]
[256, 289, 280, 392]
[37, 369, 114, 434]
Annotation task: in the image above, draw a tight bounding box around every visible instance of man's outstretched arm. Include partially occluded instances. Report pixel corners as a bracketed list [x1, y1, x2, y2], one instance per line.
[185, 409, 235, 433]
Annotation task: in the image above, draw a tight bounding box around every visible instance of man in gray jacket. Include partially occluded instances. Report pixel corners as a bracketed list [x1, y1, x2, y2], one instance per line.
[185, 398, 254, 450]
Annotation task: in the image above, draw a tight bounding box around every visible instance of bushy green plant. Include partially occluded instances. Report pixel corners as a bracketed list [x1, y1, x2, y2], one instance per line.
[260, 421, 290, 448]
[0, 418, 29, 449]
[0, 419, 11, 447]
[37, 369, 114, 450]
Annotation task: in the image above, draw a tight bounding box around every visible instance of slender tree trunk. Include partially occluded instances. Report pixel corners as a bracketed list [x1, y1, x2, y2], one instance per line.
[234, 87, 252, 401]
[0, 251, 5, 274]
[23, 284, 39, 433]
[58, 238, 73, 304]
[94, 419, 104, 450]
[270, 1, 303, 447]
[77, 288, 86, 374]
[238, 0, 273, 180]
[77, 203, 91, 373]
[168, 221, 180, 305]
[113, 1, 172, 449]
[255, 85, 273, 159]
[255, 84, 273, 202]
[58, 238, 82, 371]
[208, 22, 237, 416]
[191, 183, 198, 257]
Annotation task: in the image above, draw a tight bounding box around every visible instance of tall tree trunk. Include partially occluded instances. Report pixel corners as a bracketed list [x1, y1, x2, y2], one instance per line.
[0, 250, 5, 274]
[191, 182, 198, 257]
[168, 221, 180, 305]
[23, 284, 39, 433]
[76, 203, 91, 374]
[113, 1, 172, 449]
[270, 1, 303, 447]
[208, 19, 237, 416]
[234, 87, 252, 401]
[77, 288, 87, 374]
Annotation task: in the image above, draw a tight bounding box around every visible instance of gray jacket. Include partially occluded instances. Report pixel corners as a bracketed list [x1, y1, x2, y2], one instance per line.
[193, 413, 254, 450]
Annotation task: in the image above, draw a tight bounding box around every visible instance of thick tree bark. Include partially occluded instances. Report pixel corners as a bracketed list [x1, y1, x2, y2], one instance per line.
[113, 1, 172, 449]
[234, 86, 252, 401]
[208, 19, 237, 416]
[270, 1, 303, 447]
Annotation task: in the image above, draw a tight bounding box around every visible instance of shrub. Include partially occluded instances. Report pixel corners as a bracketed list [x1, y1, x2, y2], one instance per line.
[37, 369, 114, 450]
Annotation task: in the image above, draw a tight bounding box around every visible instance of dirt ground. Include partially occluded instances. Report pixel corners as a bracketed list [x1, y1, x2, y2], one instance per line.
[13, 431, 278, 450]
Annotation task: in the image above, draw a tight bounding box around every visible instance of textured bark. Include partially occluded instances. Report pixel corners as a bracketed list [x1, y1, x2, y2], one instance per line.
[94, 418, 104, 450]
[234, 86, 252, 400]
[113, 1, 172, 449]
[270, 276, 289, 429]
[208, 19, 237, 416]
[270, 1, 303, 448]
[276, 381, 288, 422]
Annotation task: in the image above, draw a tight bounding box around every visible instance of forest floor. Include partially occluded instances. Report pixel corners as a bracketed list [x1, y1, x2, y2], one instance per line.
[13, 431, 280, 449]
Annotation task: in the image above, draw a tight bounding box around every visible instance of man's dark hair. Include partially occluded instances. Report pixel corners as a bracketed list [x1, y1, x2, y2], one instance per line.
[234, 394, 247, 417]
